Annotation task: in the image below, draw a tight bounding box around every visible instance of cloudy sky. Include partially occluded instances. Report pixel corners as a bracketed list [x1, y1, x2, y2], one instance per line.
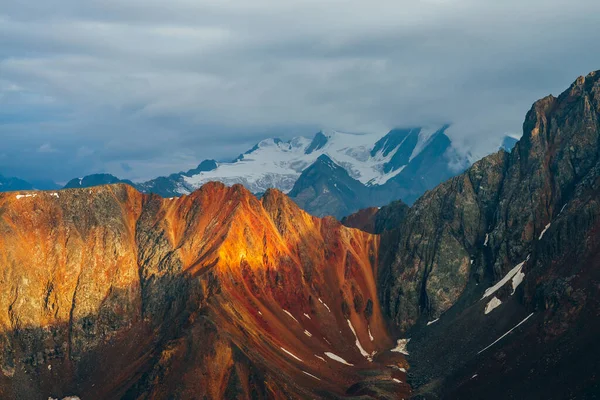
[1, 0, 599, 183]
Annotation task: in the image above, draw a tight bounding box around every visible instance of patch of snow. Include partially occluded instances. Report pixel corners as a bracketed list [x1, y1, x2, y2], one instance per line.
[50, 193, 59, 198]
[257, 311, 262, 316]
[391, 338, 410, 355]
[283, 309, 298, 323]
[347, 319, 374, 361]
[368, 326, 374, 341]
[471, 374, 478, 379]
[367, 165, 405, 186]
[304, 330, 313, 337]
[484, 234, 489, 246]
[559, 203, 567, 215]
[280, 347, 303, 362]
[511, 268, 525, 295]
[324, 352, 353, 366]
[427, 318, 440, 326]
[481, 256, 529, 299]
[16, 193, 37, 200]
[49, 397, 81, 400]
[388, 365, 407, 373]
[484, 297, 502, 314]
[392, 378, 403, 383]
[409, 128, 438, 162]
[318, 298, 331, 312]
[314, 355, 326, 362]
[477, 313, 535, 354]
[303, 313, 311, 319]
[539, 223, 551, 240]
[302, 371, 321, 381]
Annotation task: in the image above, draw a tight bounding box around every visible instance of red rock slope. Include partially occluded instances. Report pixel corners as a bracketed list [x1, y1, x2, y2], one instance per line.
[0, 183, 408, 399]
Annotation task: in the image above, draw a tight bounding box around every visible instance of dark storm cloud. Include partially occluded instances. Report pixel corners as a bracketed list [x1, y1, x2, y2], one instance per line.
[1, 0, 600, 182]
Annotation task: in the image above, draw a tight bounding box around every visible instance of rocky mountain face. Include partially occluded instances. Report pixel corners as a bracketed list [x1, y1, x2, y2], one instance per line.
[355, 70, 600, 398]
[0, 183, 409, 400]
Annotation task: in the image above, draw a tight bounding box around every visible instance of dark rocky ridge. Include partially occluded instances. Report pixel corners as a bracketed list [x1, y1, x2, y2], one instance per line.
[370, 70, 600, 398]
[64, 173, 135, 189]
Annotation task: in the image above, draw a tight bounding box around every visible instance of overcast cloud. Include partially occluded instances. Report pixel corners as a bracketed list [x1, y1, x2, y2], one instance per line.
[1, 0, 599, 182]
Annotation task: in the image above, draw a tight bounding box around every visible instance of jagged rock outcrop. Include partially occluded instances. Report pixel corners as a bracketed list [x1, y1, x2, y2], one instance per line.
[374, 71, 600, 398]
[0, 183, 408, 399]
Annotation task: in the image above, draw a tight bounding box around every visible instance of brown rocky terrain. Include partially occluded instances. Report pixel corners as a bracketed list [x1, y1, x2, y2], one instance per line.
[0, 183, 409, 399]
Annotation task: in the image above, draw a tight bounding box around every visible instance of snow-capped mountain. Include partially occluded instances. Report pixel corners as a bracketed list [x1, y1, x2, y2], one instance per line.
[288, 126, 472, 218]
[56, 126, 474, 217]
[175, 126, 462, 195]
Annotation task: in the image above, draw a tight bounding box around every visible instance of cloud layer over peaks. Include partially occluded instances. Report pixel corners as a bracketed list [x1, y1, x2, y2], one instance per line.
[1, 0, 599, 181]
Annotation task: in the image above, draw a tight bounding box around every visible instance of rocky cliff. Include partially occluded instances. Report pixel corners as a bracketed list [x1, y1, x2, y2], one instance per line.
[374, 71, 600, 398]
[0, 183, 408, 399]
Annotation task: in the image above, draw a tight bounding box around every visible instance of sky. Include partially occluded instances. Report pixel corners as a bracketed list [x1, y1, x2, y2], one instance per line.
[1, 0, 600, 183]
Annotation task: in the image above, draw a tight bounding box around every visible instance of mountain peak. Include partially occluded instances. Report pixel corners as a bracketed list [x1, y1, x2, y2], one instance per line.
[64, 173, 133, 189]
[500, 135, 519, 152]
[314, 153, 338, 168]
[304, 131, 329, 154]
[182, 159, 218, 177]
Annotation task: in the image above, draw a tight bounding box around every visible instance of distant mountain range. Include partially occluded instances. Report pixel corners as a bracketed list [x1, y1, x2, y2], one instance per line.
[0, 129, 517, 219]
[0, 175, 60, 192]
